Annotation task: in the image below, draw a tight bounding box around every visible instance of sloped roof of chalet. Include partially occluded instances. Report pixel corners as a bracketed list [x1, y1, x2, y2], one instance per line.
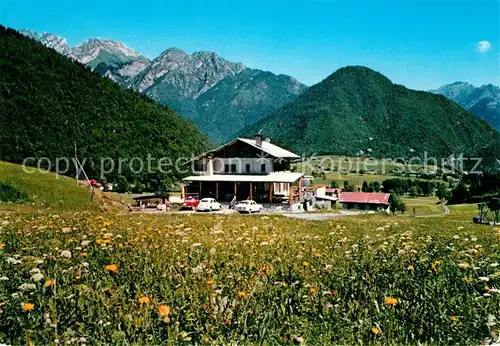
[237, 138, 300, 158]
[182, 172, 303, 183]
[188, 138, 300, 163]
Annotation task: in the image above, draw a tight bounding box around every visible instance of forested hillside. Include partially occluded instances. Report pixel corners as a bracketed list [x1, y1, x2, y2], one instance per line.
[244, 66, 500, 159]
[195, 69, 307, 142]
[0, 26, 211, 187]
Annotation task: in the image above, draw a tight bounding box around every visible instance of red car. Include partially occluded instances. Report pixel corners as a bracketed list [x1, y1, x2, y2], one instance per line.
[180, 196, 200, 210]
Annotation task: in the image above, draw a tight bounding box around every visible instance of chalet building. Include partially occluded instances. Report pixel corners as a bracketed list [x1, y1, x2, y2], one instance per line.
[182, 134, 304, 207]
[339, 192, 391, 212]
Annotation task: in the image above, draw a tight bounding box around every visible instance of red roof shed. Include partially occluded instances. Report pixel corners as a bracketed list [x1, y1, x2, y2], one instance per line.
[339, 192, 390, 205]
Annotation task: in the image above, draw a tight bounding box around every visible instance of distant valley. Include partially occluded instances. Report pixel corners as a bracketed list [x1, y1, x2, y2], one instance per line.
[21, 30, 307, 143]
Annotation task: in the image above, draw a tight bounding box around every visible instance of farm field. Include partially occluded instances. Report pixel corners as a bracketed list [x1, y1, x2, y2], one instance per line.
[0, 208, 498, 345]
[296, 155, 448, 188]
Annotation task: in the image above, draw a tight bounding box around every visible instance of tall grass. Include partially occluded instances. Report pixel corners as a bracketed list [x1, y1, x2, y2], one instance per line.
[0, 211, 498, 344]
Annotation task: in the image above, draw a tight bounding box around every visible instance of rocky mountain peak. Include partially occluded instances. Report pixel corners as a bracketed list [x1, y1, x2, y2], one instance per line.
[72, 38, 141, 65]
[134, 48, 246, 95]
[20, 29, 72, 56]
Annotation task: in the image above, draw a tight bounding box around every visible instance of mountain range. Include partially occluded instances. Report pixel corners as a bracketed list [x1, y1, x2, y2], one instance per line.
[14, 28, 500, 164]
[21, 30, 307, 143]
[429, 82, 500, 131]
[243, 66, 500, 159]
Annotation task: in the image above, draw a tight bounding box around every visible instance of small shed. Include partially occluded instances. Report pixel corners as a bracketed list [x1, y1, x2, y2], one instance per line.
[339, 192, 391, 212]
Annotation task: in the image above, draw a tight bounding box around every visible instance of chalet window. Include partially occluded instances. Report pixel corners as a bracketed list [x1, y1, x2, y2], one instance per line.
[195, 162, 205, 171]
[261, 164, 266, 173]
[225, 164, 237, 173]
[245, 164, 250, 173]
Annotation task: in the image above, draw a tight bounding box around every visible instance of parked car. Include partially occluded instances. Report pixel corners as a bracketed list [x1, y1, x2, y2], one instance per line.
[196, 198, 222, 212]
[235, 200, 263, 213]
[180, 196, 200, 210]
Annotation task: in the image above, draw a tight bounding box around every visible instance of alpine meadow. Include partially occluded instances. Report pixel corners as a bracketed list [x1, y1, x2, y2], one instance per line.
[1, 1, 500, 345]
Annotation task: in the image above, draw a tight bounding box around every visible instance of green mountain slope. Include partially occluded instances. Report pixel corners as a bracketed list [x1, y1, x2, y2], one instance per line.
[243, 66, 500, 158]
[0, 26, 211, 184]
[0, 161, 95, 211]
[195, 69, 308, 143]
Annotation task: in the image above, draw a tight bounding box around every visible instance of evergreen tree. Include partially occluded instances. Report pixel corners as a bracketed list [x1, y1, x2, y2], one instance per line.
[362, 181, 369, 192]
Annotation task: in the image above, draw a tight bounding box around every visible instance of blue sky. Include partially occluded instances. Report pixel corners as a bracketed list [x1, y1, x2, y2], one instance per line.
[1, 0, 498, 89]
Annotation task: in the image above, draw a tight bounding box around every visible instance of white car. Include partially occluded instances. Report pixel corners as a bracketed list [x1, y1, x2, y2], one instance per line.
[196, 198, 222, 212]
[235, 200, 263, 213]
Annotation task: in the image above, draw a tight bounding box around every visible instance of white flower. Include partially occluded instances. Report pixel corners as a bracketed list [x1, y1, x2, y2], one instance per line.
[0, 276, 9, 281]
[18, 283, 37, 291]
[29, 268, 41, 275]
[458, 263, 470, 269]
[1, 220, 9, 225]
[81, 240, 91, 247]
[31, 273, 45, 282]
[82, 262, 89, 268]
[6, 257, 21, 265]
[490, 262, 499, 267]
[191, 263, 204, 274]
[260, 241, 269, 246]
[60, 250, 72, 259]
[453, 235, 460, 239]
[34, 259, 44, 265]
[488, 288, 500, 294]
[478, 276, 490, 282]
[471, 237, 477, 242]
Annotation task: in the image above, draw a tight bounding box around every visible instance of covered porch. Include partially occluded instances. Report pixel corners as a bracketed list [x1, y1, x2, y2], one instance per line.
[181, 172, 304, 206]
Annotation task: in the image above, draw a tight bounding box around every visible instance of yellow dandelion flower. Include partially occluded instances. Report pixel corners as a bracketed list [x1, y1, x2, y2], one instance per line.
[0, 243, 5, 249]
[207, 280, 216, 285]
[158, 305, 170, 322]
[104, 264, 118, 273]
[484, 285, 490, 291]
[302, 261, 309, 267]
[237, 291, 248, 299]
[384, 296, 398, 306]
[371, 327, 381, 335]
[450, 316, 457, 321]
[44, 280, 55, 287]
[407, 265, 414, 271]
[103, 221, 112, 228]
[22, 302, 35, 311]
[138, 296, 150, 305]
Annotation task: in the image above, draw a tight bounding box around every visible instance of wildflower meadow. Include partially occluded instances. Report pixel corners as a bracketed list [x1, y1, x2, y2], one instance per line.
[0, 211, 499, 345]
